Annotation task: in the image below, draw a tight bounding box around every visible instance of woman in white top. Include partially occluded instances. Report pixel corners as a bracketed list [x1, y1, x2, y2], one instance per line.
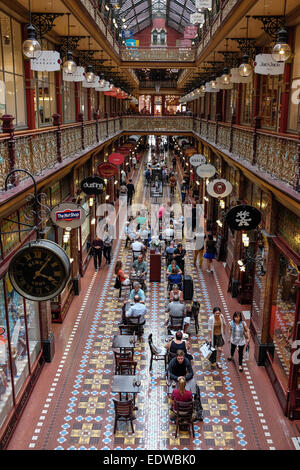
[227, 311, 250, 372]
[207, 307, 226, 369]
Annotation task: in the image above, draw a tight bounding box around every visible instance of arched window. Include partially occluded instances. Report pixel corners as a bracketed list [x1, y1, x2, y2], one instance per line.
[152, 29, 158, 45]
[160, 29, 166, 45]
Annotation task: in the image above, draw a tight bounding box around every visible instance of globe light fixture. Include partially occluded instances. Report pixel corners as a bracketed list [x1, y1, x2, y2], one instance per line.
[85, 64, 95, 83]
[22, 23, 42, 59]
[200, 84, 206, 93]
[239, 54, 252, 77]
[62, 51, 77, 74]
[220, 67, 230, 85]
[272, 27, 291, 62]
[210, 77, 217, 89]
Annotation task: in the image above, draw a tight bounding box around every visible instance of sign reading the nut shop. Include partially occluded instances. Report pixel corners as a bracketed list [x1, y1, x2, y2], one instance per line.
[81, 176, 106, 195]
[50, 203, 86, 230]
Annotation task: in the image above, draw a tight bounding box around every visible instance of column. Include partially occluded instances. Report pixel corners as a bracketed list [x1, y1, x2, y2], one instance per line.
[24, 60, 35, 129]
[75, 82, 80, 122]
[39, 301, 55, 362]
[55, 71, 63, 118]
[87, 88, 92, 121]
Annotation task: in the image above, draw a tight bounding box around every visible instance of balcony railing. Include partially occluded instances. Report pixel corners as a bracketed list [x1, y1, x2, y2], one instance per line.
[0, 115, 298, 200]
[120, 47, 196, 62]
[0, 115, 122, 188]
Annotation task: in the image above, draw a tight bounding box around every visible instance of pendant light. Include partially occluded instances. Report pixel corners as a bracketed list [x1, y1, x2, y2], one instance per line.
[220, 39, 231, 84]
[238, 16, 252, 77]
[85, 37, 95, 83]
[22, 0, 42, 59]
[200, 82, 206, 93]
[272, 0, 291, 62]
[62, 14, 77, 75]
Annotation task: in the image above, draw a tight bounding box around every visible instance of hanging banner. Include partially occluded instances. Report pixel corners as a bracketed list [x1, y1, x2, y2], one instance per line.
[125, 39, 139, 47]
[207, 179, 233, 198]
[190, 154, 206, 167]
[254, 54, 285, 76]
[30, 51, 61, 71]
[81, 176, 106, 195]
[97, 162, 118, 178]
[230, 68, 252, 84]
[196, 164, 216, 178]
[190, 13, 205, 24]
[108, 153, 125, 165]
[184, 25, 198, 39]
[63, 66, 85, 82]
[225, 204, 261, 231]
[122, 29, 133, 39]
[195, 0, 212, 8]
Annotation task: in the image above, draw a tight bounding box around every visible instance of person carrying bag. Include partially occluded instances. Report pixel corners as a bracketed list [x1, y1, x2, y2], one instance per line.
[227, 311, 250, 372]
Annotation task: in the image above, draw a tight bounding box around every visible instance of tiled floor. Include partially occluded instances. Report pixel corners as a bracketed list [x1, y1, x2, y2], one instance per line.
[7, 150, 300, 450]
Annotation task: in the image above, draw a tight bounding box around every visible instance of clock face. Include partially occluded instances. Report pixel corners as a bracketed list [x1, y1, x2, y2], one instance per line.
[9, 240, 70, 301]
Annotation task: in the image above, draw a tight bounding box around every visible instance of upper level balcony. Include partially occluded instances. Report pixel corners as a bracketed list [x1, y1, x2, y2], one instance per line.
[0, 115, 299, 210]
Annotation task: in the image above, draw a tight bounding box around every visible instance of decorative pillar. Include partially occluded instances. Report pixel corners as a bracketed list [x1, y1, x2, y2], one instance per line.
[235, 83, 242, 125]
[52, 113, 62, 163]
[24, 60, 36, 129]
[162, 95, 165, 115]
[94, 110, 99, 142]
[1, 114, 17, 186]
[78, 112, 85, 150]
[87, 88, 92, 121]
[151, 95, 155, 115]
[279, 62, 292, 133]
[75, 82, 80, 121]
[55, 70, 63, 118]
[70, 227, 81, 295]
[252, 116, 262, 165]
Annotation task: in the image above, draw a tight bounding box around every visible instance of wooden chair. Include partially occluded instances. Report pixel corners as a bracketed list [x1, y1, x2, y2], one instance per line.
[174, 400, 195, 438]
[118, 360, 137, 375]
[116, 276, 131, 299]
[167, 315, 184, 334]
[113, 399, 135, 434]
[125, 315, 145, 339]
[114, 351, 134, 374]
[148, 333, 167, 371]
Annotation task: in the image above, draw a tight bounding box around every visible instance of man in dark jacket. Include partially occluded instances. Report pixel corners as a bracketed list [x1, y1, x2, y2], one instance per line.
[167, 350, 196, 393]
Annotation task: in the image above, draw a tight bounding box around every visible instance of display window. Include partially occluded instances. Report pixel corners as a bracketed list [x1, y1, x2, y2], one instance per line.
[269, 252, 298, 390]
[0, 275, 41, 429]
[62, 81, 75, 123]
[240, 81, 253, 126]
[259, 74, 281, 130]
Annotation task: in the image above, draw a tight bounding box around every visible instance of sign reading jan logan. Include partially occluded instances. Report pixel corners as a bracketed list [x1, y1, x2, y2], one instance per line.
[30, 51, 61, 71]
[254, 54, 285, 75]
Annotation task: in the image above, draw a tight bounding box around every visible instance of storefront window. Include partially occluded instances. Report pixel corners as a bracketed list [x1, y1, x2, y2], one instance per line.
[260, 75, 280, 130]
[225, 86, 237, 122]
[34, 71, 56, 127]
[80, 83, 88, 120]
[63, 81, 75, 123]
[0, 12, 26, 128]
[241, 81, 253, 126]
[270, 253, 298, 388]
[0, 279, 13, 429]
[210, 93, 217, 120]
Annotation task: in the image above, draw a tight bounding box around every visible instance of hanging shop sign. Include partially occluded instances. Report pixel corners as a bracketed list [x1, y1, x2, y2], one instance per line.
[190, 154, 207, 167]
[254, 54, 285, 76]
[8, 239, 71, 302]
[108, 153, 125, 166]
[50, 202, 86, 229]
[63, 66, 85, 82]
[196, 163, 216, 178]
[195, 0, 212, 8]
[190, 13, 205, 24]
[30, 51, 61, 71]
[81, 176, 106, 195]
[122, 29, 133, 39]
[184, 25, 198, 39]
[207, 179, 233, 198]
[225, 204, 261, 231]
[97, 162, 118, 178]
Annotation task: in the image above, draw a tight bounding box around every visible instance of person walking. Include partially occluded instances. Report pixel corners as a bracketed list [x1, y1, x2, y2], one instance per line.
[132, 155, 137, 170]
[103, 226, 113, 264]
[203, 234, 217, 273]
[180, 180, 188, 204]
[127, 179, 135, 205]
[227, 312, 250, 372]
[91, 235, 103, 270]
[208, 307, 226, 369]
[172, 155, 177, 170]
[169, 173, 176, 196]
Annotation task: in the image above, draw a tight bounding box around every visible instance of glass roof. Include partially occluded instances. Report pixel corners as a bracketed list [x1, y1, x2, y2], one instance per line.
[110, 0, 197, 35]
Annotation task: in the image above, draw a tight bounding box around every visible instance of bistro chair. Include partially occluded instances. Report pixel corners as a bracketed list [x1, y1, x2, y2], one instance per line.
[117, 276, 131, 299]
[114, 351, 134, 374]
[167, 315, 184, 335]
[174, 400, 195, 438]
[118, 360, 137, 376]
[148, 333, 167, 371]
[113, 399, 135, 434]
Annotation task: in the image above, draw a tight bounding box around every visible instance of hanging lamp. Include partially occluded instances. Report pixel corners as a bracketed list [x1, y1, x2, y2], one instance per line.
[62, 14, 77, 75]
[22, 0, 42, 59]
[272, 0, 291, 62]
[238, 16, 252, 77]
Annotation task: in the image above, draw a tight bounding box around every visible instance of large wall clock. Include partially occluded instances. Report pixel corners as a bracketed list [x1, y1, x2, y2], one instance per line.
[8, 239, 71, 301]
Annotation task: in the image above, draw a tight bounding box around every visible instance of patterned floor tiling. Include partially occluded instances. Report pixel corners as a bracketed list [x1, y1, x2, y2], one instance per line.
[6, 150, 299, 451]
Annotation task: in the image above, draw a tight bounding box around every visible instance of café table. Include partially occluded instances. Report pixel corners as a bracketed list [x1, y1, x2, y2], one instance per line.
[111, 374, 141, 407]
[112, 334, 136, 354]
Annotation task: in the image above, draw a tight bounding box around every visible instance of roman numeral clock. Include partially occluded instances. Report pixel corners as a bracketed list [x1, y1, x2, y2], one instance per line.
[8, 239, 71, 301]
